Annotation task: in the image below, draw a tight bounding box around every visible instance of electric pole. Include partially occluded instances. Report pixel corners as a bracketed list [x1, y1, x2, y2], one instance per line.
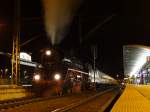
[91, 45, 97, 90]
[12, 0, 20, 85]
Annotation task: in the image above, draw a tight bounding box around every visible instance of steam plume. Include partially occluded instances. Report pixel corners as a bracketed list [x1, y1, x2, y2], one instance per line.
[42, 0, 80, 45]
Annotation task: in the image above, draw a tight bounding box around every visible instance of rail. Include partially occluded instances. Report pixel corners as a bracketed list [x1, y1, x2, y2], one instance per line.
[51, 87, 120, 112]
[0, 96, 63, 110]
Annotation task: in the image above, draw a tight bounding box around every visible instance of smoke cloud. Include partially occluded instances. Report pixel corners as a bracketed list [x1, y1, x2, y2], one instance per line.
[42, 0, 81, 45]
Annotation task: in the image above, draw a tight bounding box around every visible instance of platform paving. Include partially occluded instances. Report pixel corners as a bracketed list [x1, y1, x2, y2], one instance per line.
[111, 84, 150, 112]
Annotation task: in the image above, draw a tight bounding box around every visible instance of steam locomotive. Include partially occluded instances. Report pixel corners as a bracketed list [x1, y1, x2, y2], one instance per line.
[31, 49, 118, 96]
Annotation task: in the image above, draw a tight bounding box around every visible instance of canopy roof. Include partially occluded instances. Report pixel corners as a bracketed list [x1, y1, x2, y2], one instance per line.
[123, 45, 150, 77]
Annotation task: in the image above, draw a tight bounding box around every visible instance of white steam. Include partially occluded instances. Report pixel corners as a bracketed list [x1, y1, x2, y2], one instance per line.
[42, 0, 80, 45]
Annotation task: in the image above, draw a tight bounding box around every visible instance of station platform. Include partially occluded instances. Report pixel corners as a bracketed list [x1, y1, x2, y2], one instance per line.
[0, 85, 33, 101]
[133, 84, 150, 100]
[111, 84, 150, 112]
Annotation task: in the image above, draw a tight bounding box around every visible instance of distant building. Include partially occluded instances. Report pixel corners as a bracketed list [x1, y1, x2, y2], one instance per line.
[19, 52, 39, 84]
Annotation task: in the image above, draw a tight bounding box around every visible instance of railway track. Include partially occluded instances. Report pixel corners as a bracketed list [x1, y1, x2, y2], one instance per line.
[51, 87, 120, 112]
[0, 87, 120, 112]
[0, 96, 61, 110]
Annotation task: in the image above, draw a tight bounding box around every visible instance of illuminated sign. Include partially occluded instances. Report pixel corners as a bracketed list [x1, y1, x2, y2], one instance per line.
[63, 58, 72, 63]
[20, 52, 32, 62]
[20, 61, 37, 67]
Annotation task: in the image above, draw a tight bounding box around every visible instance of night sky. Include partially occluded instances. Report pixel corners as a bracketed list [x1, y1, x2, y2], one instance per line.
[0, 0, 149, 79]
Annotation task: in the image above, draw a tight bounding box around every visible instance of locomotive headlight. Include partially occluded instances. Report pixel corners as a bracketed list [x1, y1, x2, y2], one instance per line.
[33, 74, 40, 81]
[54, 73, 61, 80]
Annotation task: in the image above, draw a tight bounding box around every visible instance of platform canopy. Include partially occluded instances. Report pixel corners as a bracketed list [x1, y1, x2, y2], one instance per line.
[123, 45, 150, 77]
